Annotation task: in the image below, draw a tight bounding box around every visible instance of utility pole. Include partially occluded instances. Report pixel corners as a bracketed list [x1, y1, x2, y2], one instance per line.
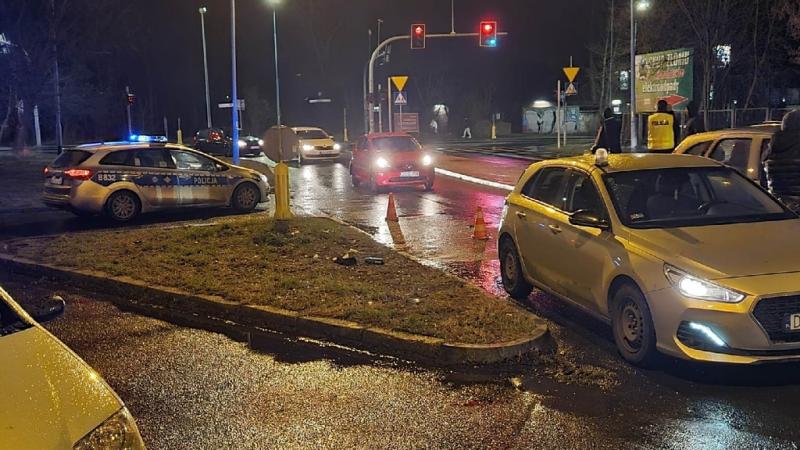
[199, 7, 213, 128]
[230, 0, 240, 164]
[50, 0, 63, 154]
[125, 86, 133, 137]
[629, 0, 638, 150]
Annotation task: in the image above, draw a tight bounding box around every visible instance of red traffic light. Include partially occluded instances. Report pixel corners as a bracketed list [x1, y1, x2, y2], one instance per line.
[410, 23, 426, 49]
[126, 93, 135, 105]
[479, 21, 498, 47]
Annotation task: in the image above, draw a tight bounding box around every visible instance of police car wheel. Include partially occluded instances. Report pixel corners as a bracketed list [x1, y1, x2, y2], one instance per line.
[499, 238, 533, 300]
[105, 191, 140, 222]
[232, 183, 260, 212]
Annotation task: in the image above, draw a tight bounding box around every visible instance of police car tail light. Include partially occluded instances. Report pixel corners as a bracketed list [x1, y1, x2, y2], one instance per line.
[64, 168, 93, 180]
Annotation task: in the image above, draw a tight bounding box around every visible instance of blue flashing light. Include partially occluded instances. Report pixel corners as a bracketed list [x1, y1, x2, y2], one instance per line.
[129, 134, 167, 143]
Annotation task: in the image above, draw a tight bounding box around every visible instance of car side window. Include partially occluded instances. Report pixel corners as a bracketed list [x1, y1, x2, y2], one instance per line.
[99, 149, 135, 166]
[524, 167, 568, 210]
[685, 140, 711, 156]
[133, 149, 174, 169]
[564, 171, 607, 217]
[710, 138, 751, 172]
[170, 150, 216, 171]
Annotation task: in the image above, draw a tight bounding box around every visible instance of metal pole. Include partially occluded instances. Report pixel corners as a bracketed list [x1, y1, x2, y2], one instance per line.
[387, 77, 392, 133]
[368, 32, 508, 133]
[557, 80, 561, 149]
[629, 0, 638, 150]
[34, 105, 42, 147]
[230, 0, 240, 164]
[51, 0, 63, 154]
[451, 0, 456, 34]
[163, 116, 169, 140]
[126, 86, 132, 137]
[200, 7, 213, 128]
[272, 8, 282, 160]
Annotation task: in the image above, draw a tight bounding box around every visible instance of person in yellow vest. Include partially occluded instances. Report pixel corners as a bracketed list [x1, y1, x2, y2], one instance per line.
[647, 100, 678, 153]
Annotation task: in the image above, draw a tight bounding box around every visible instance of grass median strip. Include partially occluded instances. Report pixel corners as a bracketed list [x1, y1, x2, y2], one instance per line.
[8, 216, 538, 344]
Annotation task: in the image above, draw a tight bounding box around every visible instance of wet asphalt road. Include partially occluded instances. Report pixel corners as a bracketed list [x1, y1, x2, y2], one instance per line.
[3, 153, 800, 448]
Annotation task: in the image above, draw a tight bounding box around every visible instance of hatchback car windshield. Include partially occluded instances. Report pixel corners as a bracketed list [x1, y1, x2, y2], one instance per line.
[296, 129, 328, 139]
[372, 136, 419, 152]
[604, 167, 795, 228]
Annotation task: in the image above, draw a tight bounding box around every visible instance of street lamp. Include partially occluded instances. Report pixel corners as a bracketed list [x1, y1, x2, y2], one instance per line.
[629, 0, 650, 151]
[266, 0, 291, 221]
[230, 0, 240, 164]
[199, 7, 212, 129]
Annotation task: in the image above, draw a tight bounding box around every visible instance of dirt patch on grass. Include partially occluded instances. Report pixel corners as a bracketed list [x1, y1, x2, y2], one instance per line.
[7, 216, 538, 344]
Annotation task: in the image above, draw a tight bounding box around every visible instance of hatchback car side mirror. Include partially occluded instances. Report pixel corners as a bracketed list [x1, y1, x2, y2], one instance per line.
[570, 210, 610, 230]
[27, 295, 66, 323]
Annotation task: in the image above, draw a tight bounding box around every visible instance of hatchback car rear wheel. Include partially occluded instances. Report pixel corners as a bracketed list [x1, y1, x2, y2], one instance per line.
[499, 238, 533, 300]
[611, 284, 658, 366]
[232, 183, 260, 212]
[105, 191, 140, 223]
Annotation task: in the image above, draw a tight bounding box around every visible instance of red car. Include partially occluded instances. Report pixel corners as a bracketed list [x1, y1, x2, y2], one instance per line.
[350, 133, 435, 192]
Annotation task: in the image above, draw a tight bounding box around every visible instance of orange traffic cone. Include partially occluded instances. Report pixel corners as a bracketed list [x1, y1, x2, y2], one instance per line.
[386, 193, 399, 222]
[473, 206, 489, 240]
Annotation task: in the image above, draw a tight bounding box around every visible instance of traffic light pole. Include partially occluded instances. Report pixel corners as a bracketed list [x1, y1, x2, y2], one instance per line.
[366, 31, 509, 134]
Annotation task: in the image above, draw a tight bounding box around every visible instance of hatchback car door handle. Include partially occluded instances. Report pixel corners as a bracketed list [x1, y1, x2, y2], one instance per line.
[548, 224, 563, 234]
[516, 211, 527, 219]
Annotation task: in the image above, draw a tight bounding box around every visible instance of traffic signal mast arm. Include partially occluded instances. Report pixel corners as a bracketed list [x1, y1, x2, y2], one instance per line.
[366, 31, 509, 132]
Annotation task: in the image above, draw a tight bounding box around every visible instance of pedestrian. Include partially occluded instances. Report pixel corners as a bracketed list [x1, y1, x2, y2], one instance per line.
[429, 118, 439, 135]
[647, 99, 678, 153]
[462, 116, 472, 139]
[681, 101, 705, 142]
[536, 111, 544, 134]
[591, 108, 622, 154]
[764, 110, 800, 208]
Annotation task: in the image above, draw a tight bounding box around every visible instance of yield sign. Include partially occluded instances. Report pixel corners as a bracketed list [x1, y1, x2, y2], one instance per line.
[393, 91, 408, 105]
[563, 67, 580, 82]
[565, 82, 578, 96]
[391, 76, 409, 92]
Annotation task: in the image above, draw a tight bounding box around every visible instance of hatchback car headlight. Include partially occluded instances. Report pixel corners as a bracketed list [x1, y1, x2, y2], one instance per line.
[664, 264, 745, 303]
[258, 139, 264, 146]
[333, 143, 342, 151]
[302, 144, 314, 151]
[421, 154, 433, 166]
[238, 139, 247, 148]
[375, 157, 390, 169]
[73, 407, 143, 450]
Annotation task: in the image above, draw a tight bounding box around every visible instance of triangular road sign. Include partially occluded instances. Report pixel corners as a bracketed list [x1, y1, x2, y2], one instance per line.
[394, 91, 408, 105]
[563, 67, 580, 82]
[391, 76, 409, 92]
[565, 82, 578, 96]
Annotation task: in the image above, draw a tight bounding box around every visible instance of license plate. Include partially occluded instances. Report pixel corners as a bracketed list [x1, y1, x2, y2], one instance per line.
[400, 171, 420, 177]
[50, 176, 63, 185]
[787, 314, 800, 331]
[320, 150, 337, 155]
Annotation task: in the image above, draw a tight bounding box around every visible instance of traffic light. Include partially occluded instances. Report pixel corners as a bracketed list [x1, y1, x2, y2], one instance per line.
[410, 24, 426, 49]
[127, 93, 136, 105]
[480, 21, 498, 47]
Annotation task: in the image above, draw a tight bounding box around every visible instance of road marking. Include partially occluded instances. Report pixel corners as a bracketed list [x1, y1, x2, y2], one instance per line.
[434, 168, 514, 191]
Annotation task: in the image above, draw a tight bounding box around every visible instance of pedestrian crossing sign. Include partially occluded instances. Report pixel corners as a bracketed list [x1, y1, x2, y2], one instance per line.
[394, 91, 408, 105]
[565, 82, 577, 96]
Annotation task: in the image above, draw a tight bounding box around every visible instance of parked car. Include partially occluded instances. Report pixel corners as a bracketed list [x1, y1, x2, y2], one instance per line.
[674, 123, 780, 187]
[499, 151, 800, 366]
[291, 127, 341, 164]
[43, 142, 270, 222]
[193, 127, 231, 156]
[0, 285, 145, 448]
[349, 132, 435, 192]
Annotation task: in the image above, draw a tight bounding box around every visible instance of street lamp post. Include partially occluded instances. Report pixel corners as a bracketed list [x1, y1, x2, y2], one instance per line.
[199, 7, 213, 129]
[230, 0, 240, 164]
[267, 0, 291, 222]
[629, 0, 650, 151]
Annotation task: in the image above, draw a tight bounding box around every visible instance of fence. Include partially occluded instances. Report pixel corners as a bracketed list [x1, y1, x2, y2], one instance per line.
[703, 108, 795, 131]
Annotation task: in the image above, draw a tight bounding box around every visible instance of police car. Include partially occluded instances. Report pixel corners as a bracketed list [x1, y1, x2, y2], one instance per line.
[43, 137, 270, 222]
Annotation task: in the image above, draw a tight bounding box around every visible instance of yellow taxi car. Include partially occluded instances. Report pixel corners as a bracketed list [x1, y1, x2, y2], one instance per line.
[43, 140, 270, 222]
[498, 150, 800, 365]
[0, 285, 145, 449]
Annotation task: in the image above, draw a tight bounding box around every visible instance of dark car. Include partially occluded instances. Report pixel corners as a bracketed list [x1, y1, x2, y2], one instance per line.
[193, 129, 262, 157]
[238, 135, 263, 157]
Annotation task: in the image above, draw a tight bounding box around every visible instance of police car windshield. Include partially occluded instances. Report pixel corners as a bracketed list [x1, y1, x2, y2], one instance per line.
[603, 167, 795, 229]
[296, 129, 328, 139]
[51, 150, 92, 168]
[372, 137, 419, 152]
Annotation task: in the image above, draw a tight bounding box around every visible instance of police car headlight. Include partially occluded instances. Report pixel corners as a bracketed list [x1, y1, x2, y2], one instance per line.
[333, 143, 342, 151]
[238, 140, 247, 148]
[302, 144, 315, 152]
[664, 264, 745, 303]
[73, 407, 141, 450]
[258, 139, 264, 146]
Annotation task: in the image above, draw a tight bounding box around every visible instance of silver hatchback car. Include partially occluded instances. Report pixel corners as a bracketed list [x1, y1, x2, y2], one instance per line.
[43, 142, 270, 222]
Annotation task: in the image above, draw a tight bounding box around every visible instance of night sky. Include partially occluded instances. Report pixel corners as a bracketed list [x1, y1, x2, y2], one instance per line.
[137, 0, 601, 135]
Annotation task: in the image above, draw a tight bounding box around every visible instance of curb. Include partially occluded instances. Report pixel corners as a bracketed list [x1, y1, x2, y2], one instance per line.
[0, 254, 549, 367]
[434, 167, 515, 192]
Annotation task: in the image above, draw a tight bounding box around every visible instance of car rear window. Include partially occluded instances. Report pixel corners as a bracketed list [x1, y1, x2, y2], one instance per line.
[371, 136, 419, 152]
[50, 150, 92, 168]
